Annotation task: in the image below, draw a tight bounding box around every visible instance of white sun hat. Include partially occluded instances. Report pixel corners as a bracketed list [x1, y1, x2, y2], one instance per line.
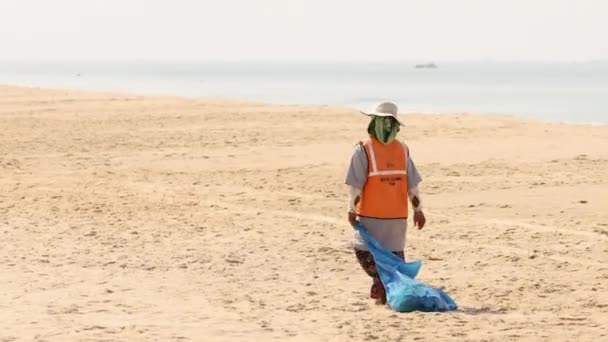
[360, 101, 404, 126]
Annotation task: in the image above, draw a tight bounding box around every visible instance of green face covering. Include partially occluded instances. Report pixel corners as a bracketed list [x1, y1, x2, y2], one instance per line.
[367, 116, 400, 144]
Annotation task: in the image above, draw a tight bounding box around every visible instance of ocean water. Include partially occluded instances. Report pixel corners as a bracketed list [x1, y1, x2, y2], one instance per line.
[1, 61, 607, 124]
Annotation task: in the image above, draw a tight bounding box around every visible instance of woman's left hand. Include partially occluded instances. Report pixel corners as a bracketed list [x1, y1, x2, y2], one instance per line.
[414, 211, 426, 229]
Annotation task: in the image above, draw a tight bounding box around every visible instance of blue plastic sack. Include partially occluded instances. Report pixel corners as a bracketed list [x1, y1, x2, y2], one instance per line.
[355, 222, 458, 312]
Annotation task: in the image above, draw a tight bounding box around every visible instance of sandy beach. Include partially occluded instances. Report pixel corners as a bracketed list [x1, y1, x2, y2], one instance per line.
[1, 85, 607, 341]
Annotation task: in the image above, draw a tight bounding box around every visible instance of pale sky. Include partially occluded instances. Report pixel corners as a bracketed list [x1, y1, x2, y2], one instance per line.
[1, 0, 606, 62]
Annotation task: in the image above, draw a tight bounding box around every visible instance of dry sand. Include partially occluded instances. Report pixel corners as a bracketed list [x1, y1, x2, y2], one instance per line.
[1, 85, 607, 341]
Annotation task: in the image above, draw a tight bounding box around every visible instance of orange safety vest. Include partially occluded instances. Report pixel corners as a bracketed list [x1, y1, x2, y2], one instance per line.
[356, 137, 409, 219]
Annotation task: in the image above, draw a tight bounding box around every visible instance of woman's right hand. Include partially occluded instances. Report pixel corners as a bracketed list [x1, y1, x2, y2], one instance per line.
[348, 212, 357, 227]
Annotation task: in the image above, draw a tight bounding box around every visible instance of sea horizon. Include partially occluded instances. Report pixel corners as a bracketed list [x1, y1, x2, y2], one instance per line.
[1, 60, 607, 125]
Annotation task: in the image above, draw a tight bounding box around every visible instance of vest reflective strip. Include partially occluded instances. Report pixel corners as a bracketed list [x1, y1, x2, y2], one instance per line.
[366, 141, 408, 176]
[369, 170, 407, 177]
[366, 141, 378, 173]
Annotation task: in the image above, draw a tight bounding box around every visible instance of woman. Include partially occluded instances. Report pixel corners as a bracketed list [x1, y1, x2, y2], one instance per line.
[344, 102, 426, 304]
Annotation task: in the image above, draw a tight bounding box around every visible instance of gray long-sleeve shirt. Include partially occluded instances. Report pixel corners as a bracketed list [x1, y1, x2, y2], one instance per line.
[345, 141, 422, 252]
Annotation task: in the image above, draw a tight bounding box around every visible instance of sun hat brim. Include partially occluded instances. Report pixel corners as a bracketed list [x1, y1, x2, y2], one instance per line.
[360, 111, 404, 126]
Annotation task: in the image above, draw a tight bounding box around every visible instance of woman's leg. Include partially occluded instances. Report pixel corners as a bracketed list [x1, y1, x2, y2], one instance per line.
[354, 249, 405, 304]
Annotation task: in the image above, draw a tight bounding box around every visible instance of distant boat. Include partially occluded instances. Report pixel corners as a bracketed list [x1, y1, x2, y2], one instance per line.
[414, 63, 437, 69]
